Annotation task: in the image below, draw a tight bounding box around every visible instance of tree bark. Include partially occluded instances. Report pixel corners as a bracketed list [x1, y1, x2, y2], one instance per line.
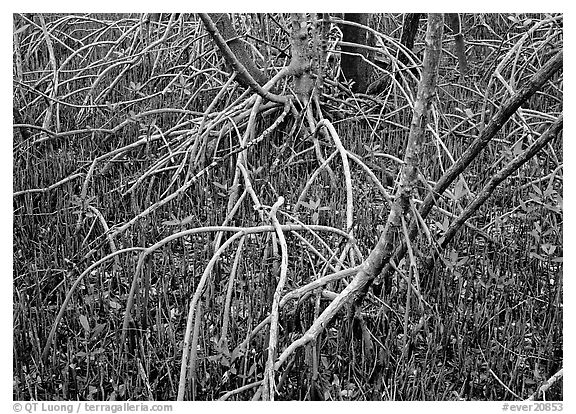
[368, 13, 421, 95]
[446, 13, 467, 75]
[205, 13, 268, 87]
[199, 13, 286, 104]
[289, 13, 315, 105]
[399, 13, 421, 68]
[340, 13, 373, 93]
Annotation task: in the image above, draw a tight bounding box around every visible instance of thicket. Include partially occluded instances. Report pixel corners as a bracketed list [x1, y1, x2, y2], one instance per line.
[13, 13, 562, 401]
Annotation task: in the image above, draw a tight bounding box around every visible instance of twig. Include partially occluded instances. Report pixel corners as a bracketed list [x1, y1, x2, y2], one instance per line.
[13, 173, 84, 197]
[439, 114, 562, 249]
[380, 48, 563, 285]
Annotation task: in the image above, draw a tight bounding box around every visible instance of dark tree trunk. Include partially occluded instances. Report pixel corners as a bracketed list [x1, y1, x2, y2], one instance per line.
[206, 13, 268, 87]
[399, 12, 421, 67]
[368, 13, 421, 95]
[446, 13, 468, 75]
[340, 13, 372, 93]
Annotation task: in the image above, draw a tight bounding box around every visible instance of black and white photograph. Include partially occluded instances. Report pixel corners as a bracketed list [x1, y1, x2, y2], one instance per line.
[12, 10, 564, 407]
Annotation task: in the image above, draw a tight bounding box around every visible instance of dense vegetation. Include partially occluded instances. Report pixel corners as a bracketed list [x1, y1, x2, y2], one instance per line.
[13, 13, 562, 401]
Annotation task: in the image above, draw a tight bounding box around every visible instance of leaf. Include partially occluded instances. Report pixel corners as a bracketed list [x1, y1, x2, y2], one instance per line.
[93, 323, 106, 338]
[341, 389, 353, 398]
[220, 356, 230, 367]
[88, 385, 98, 398]
[247, 363, 257, 377]
[519, 198, 527, 212]
[231, 346, 244, 362]
[457, 256, 469, 266]
[543, 179, 556, 199]
[79, 315, 90, 333]
[464, 108, 474, 118]
[443, 216, 450, 231]
[213, 181, 227, 191]
[512, 139, 524, 156]
[312, 211, 319, 224]
[529, 192, 541, 202]
[449, 250, 458, 265]
[454, 179, 466, 200]
[541, 244, 556, 256]
[162, 218, 181, 226]
[332, 374, 340, 387]
[13, 24, 30, 36]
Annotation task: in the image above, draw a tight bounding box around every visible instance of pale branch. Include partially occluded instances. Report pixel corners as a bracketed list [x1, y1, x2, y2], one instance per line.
[218, 380, 263, 401]
[423, 50, 563, 219]
[262, 197, 288, 400]
[419, 115, 562, 270]
[119, 223, 353, 367]
[346, 150, 393, 206]
[13, 172, 84, 197]
[525, 368, 563, 401]
[110, 101, 291, 237]
[176, 232, 245, 400]
[316, 119, 354, 231]
[219, 237, 245, 349]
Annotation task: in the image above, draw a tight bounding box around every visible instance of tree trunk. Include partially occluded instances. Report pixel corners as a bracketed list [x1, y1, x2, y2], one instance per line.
[340, 13, 373, 93]
[368, 13, 421, 95]
[205, 13, 268, 87]
[446, 13, 467, 75]
[399, 13, 421, 68]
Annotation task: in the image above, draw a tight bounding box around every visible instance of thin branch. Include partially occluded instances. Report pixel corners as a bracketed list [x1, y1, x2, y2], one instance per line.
[13, 173, 84, 197]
